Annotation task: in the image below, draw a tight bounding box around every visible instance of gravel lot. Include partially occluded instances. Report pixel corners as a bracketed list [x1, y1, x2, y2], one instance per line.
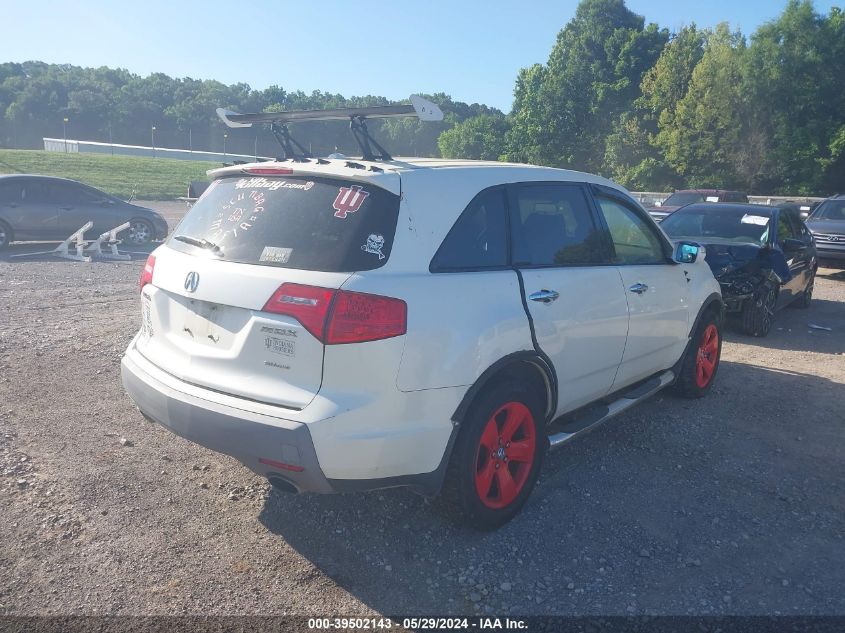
[1, 223, 843, 616]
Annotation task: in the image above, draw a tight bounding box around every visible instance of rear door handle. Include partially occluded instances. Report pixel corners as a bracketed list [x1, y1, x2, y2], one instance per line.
[529, 289, 560, 303]
[628, 283, 649, 294]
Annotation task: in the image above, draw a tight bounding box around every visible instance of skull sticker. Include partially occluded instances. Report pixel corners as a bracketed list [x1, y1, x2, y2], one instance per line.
[361, 233, 386, 260]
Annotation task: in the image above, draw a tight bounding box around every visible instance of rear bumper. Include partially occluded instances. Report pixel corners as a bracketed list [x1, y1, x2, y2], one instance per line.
[121, 350, 333, 493]
[121, 340, 461, 495]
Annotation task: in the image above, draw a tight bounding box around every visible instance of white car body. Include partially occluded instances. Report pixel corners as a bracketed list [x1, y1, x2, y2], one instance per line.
[121, 157, 722, 504]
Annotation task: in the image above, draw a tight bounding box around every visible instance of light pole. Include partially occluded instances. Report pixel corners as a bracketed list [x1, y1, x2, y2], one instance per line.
[63, 117, 69, 152]
[223, 133, 228, 161]
[108, 122, 113, 155]
[189, 128, 192, 153]
[151, 125, 156, 158]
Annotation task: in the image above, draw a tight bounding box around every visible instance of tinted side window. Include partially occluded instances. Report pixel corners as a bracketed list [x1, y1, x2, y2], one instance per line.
[430, 188, 508, 271]
[511, 184, 607, 266]
[0, 181, 23, 203]
[596, 196, 666, 265]
[23, 181, 63, 204]
[777, 214, 797, 243]
[63, 184, 105, 205]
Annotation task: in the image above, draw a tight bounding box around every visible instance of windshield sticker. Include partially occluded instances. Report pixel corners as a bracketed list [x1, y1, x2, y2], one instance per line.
[361, 233, 386, 259]
[259, 246, 293, 264]
[333, 185, 369, 218]
[234, 177, 314, 191]
[705, 196, 720, 203]
[741, 214, 770, 226]
[210, 190, 266, 239]
[265, 336, 296, 357]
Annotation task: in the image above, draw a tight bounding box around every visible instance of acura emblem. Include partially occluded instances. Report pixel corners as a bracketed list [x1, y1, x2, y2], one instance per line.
[184, 271, 200, 293]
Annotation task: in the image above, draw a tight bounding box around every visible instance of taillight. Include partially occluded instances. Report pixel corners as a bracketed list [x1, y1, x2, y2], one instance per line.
[139, 254, 156, 293]
[326, 290, 407, 344]
[243, 167, 294, 176]
[262, 283, 407, 344]
[262, 283, 335, 341]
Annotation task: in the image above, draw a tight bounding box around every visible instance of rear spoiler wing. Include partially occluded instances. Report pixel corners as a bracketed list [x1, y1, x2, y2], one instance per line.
[214, 95, 443, 162]
[216, 95, 443, 128]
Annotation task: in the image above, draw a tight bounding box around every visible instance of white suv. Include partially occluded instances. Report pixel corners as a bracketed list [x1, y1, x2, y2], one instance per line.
[121, 157, 723, 529]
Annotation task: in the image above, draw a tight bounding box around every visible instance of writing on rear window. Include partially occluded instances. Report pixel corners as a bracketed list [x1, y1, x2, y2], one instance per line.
[169, 175, 399, 272]
[235, 177, 315, 191]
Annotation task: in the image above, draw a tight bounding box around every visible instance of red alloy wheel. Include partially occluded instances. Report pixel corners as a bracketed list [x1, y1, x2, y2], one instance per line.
[474, 401, 536, 509]
[695, 323, 719, 388]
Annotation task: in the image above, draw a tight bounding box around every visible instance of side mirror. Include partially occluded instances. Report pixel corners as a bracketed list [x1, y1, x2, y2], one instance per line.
[674, 241, 701, 264]
[782, 238, 804, 252]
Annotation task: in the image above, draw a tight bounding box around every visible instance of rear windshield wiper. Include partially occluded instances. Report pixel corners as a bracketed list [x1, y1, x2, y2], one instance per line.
[174, 235, 223, 255]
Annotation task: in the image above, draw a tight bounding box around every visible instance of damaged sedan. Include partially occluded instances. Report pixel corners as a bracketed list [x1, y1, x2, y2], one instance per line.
[661, 203, 817, 337]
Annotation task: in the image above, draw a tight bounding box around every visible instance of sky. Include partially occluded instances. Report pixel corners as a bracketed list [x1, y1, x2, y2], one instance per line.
[2, 0, 840, 112]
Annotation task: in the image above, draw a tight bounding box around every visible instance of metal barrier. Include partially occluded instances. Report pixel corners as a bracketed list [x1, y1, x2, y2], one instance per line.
[9, 221, 133, 262]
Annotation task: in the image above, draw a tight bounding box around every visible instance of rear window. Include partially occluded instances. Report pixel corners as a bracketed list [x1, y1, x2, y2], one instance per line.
[168, 175, 400, 272]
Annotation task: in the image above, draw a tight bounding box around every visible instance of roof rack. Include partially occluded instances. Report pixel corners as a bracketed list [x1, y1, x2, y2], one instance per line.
[216, 95, 443, 162]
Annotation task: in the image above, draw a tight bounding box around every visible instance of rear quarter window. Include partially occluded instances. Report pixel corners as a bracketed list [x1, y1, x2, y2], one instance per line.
[168, 175, 400, 272]
[430, 187, 509, 271]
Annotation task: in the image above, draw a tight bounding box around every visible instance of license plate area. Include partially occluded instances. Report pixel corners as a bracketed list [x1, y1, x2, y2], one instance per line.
[183, 299, 224, 346]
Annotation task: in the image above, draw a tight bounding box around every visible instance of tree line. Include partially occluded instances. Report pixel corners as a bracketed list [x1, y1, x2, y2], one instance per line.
[0, 62, 500, 160]
[440, 0, 845, 195]
[1, 0, 843, 194]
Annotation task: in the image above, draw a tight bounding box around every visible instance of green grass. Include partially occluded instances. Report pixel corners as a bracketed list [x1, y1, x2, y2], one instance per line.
[0, 150, 220, 200]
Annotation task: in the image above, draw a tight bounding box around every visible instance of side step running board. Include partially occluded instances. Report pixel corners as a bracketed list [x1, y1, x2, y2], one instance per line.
[547, 370, 675, 449]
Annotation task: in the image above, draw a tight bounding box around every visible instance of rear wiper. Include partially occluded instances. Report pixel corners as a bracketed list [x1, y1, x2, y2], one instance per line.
[174, 235, 223, 255]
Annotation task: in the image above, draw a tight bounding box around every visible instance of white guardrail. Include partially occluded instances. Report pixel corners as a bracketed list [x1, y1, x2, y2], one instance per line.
[43, 138, 272, 164]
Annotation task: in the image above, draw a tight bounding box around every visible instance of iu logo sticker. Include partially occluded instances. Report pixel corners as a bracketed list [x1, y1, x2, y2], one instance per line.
[332, 185, 369, 219]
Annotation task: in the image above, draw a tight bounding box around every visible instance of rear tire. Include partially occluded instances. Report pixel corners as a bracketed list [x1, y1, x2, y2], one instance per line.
[439, 383, 545, 530]
[741, 283, 777, 337]
[128, 218, 154, 246]
[0, 220, 12, 250]
[673, 310, 722, 399]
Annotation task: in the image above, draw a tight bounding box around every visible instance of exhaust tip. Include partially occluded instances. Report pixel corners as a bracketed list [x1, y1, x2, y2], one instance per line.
[268, 474, 299, 494]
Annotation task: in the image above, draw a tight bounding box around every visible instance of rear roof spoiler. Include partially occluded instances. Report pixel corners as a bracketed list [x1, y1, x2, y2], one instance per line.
[216, 94, 443, 128]
[215, 95, 442, 162]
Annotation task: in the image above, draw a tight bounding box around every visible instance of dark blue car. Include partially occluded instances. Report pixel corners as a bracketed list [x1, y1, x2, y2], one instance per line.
[661, 203, 817, 337]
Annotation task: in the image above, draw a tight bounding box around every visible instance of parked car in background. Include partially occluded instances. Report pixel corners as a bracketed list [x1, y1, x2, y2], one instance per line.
[122, 157, 724, 529]
[0, 175, 168, 248]
[647, 189, 749, 223]
[661, 203, 816, 337]
[781, 200, 821, 220]
[806, 193, 845, 265]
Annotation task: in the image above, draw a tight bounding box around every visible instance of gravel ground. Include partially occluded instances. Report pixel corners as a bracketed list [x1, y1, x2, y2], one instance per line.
[1, 232, 843, 616]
